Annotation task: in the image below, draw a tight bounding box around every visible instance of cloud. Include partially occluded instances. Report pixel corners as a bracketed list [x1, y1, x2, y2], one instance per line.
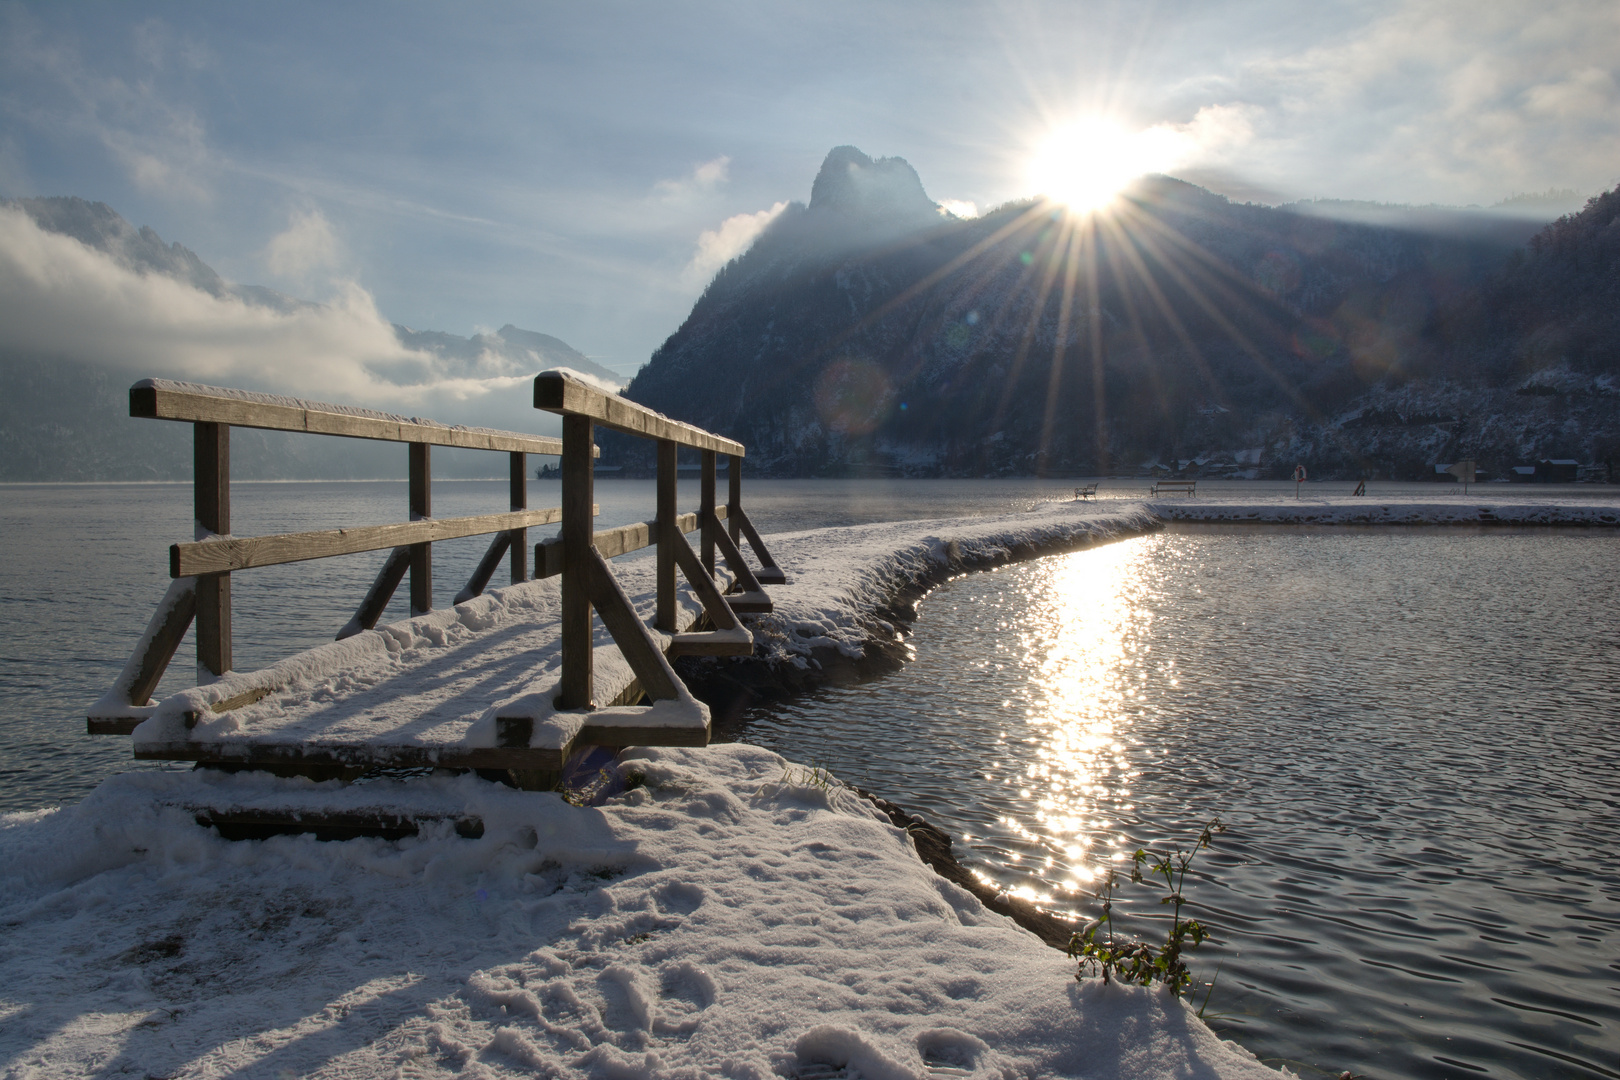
[264, 208, 340, 282]
[654, 155, 732, 201]
[0, 10, 216, 202]
[683, 201, 788, 285]
[937, 199, 979, 219]
[1171, 0, 1620, 202]
[0, 206, 540, 428]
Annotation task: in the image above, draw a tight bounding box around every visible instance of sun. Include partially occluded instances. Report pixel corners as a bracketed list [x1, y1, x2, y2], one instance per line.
[1026, 118, 1171, 214]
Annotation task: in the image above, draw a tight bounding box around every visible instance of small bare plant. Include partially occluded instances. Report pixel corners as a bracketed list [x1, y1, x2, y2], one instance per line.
[1068, 817, 1226, 998]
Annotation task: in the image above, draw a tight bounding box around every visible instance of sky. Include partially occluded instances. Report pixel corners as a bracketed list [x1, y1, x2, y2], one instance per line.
[1, 0, 1617, 395]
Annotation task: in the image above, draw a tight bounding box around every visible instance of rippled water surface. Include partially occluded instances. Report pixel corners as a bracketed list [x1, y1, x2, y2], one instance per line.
[726, 526, 1620, 1078]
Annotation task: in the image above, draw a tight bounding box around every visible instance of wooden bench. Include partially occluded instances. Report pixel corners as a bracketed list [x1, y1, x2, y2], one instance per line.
[1074, 483, 1098, 501]
[1151, 480, 1197, 496]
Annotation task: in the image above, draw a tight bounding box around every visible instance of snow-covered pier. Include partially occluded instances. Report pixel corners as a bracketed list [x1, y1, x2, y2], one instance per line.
[88, 372, 793, 788]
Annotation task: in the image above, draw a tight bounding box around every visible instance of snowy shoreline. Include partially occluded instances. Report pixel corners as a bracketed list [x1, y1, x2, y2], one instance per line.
[6, 494, 1615, 1077]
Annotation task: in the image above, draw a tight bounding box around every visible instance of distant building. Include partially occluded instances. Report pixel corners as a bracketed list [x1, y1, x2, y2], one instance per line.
[1538, 459, 1579, 483]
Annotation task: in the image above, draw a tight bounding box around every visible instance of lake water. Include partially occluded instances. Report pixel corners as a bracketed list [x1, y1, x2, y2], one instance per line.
[724, 525, 1620, 1079]
[3, 479, 1618, 1078]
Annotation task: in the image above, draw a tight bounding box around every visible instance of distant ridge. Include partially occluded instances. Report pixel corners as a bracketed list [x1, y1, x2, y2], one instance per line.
[0, 197, 608, 480]
[609, 147, 1618, 481]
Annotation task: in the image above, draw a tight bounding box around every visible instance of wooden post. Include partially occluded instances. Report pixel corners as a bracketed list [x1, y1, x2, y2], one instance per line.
[559, 415, 594, 710]
[409, 442, 431, 614]
[700, 449, 716, 575]
[509, 451, 528, 584]
[728, 453, 742, 546]
[656, 439, 677, 632]
[195, 422, 231, 677]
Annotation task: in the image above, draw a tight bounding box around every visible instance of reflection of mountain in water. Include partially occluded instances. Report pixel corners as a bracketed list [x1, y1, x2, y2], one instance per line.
[611, 148, 1619, 480]
[0, 197, 617, 480]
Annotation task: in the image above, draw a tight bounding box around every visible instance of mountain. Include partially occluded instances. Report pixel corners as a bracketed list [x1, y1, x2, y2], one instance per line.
[612, 148, 1617, 480]
[0, 198, 611, 481]
[392, 323, 621, 387]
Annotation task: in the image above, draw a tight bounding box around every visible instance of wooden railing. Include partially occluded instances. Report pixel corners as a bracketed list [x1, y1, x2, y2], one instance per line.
[88, 379, 579, 733]
[531, 370, 783, 713]
[89, 374, 783, 738]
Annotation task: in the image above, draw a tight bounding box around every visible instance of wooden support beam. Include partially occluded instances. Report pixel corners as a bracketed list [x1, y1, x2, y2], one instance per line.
[730, 505, 787, 585]
[656, 439, 677, 632]
[132, 379, 565, 456]
[723, 590, 774, 614]
[533, 507, 715, 579]
[728, 454, 743, 547]
[509, 451, 528, 584]
[670, 528, 739, 631]
[409, 442, 431, 615]
[172, 506, 569, 576]
[87, 578, 199, 733]
[134, 739, 574, 774]
[704, 509, 764, 595]
[194, 422, 231, 677]
[583, 546, 682, 702]
[338, 546, 411, 640]
[558, 414, 594, 710]
[701, 450, 716, 575]
[534, 370, 744, 455]
[454, 532, 512, 606]
[667, 629, 754, 656]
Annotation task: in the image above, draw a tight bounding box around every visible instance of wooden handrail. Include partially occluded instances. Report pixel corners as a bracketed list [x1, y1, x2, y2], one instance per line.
[534, 370, 744, 455]
[172, 505, 591, 576]
[133, 379, 572, 456]
[92, 370, 786, 781]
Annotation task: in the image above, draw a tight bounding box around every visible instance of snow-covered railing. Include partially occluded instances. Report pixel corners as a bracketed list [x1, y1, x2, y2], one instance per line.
[88, 379, 577, 734]
[532, 370, 783, 713]
[88, 376, 785, 782]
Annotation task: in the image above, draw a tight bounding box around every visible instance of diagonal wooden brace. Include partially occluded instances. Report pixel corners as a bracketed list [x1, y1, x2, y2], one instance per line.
[702, 510, 764, 595]
[455, 531, 513, 605]
[670, 530, 738, 631]
[729, 505, 786, 585]
[583, 545, 683, 702]
[338, 546, 411, 640]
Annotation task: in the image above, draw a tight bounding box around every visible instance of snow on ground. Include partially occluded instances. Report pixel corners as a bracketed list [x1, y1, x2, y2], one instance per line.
[0, 748, 1278, 1079]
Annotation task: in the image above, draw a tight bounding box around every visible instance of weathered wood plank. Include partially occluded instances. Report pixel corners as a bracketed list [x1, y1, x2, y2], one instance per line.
[134, 740, 572, 773]
[409, 443, 431, 615]
[728, 454, 743, 546]
[656, 439, 677, 632]
[667, 629, 754, 656]
[730, 505, 786, 584]
[509, 451, 528, 584]
[723, 589, 774, 613]
[704, 509, 765, 595]
[338, 545, 411, 640]
[533, 370, 744, 455]
[534, 507, 719, 579]
[558, 414, 595, 710]
[670, 528, 739, 631]
[195, 422, 232, 676]
[173, 506, 571, 576]
[453, 532, 512, 606]
[574, 722, 709, 748]
[701, 450, 717, 575]
[584, 546, 683, 701]
[132, 379, 566, 456]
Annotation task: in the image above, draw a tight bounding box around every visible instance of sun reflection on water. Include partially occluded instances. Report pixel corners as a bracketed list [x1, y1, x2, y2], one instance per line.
[999, 536, 1158, 909]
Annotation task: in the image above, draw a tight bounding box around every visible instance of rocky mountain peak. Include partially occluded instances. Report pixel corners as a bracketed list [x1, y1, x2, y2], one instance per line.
[807, 146, 938, 224]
